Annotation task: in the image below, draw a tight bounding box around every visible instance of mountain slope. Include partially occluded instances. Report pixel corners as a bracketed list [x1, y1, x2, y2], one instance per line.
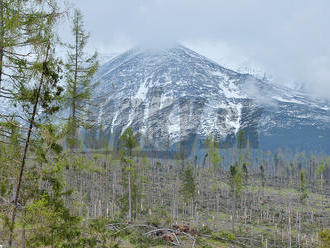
[87, 45, 330, 154]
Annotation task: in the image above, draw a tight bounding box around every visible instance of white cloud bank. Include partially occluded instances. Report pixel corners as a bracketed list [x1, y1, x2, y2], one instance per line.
[67, 0, 330, 99]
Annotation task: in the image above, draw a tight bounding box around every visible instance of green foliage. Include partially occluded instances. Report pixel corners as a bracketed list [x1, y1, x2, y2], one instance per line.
[319, 229, 330, 248]
[180, 165, 196, 204]
[24, 159, 83, 247]
[64, 8, 99, 149]
[195, 239, 212, 248]
[299, 169, 308, 203]
[119, 128, 139, 155]
[316, 162, 325, 191]
[0, 121, 21, 203]
[212, 230, 236, 241]
[128, 229, 166, 248]
[316, 162, 324, 175]
[198, 225, 212, 235]
[206, 133, 221, 170]
[242, 162, 248, 185]
[146, 214, 162, 227]
[84, 217, 119, 248]
[237, 130, 247, 150]
[230, 165, 242, 195]
[1, 3, 330, 247]
[118, 128, 141, 220]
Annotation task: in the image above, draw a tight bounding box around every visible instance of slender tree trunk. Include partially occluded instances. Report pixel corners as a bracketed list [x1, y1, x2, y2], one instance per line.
[69, 18, 79, 149]
[8, 42, 51, 248]
[232, 189, 236, 233]
[128, 162, 132, 222]
[72, 20, 78, 122]
[190, 200, 193, 224]
[298, 211, 301, 248]
[0, 0, 4, 96]
[112, 170, 116, 218]
[288, 207, 292, 248]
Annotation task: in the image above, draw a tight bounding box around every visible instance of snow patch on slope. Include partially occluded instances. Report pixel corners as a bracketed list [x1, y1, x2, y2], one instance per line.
[272, 96, 304, 105]
[136, 80, 148, 100]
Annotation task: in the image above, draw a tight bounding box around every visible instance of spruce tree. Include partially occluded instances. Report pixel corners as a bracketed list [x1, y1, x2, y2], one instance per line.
[299, 169, 308, 203]
[180, 165, 196, 220]
[64, 9, 99, 149]
[207, 133, 221, 171]
[119, 128, 139, 222]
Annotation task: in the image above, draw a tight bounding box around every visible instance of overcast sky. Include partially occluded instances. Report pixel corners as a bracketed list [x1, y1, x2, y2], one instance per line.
[67, 0, 330, 99]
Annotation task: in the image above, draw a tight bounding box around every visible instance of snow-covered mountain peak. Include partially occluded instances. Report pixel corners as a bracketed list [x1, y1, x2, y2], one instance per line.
[88, 45, 330, 153]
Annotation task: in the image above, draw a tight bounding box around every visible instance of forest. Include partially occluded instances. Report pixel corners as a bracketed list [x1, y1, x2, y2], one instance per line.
[0, 0, 329, 247]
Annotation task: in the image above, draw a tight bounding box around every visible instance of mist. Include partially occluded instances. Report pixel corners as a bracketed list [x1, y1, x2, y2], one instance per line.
[69, 0, 330, 99]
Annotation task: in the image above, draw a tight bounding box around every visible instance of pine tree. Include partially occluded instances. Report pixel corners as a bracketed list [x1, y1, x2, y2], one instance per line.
[119, 128, 139, 222]
[207, 133, 221, 171]
[64, 9, 99, 149]
[180, 165, 196, 220]
[299, 169, 308, 203]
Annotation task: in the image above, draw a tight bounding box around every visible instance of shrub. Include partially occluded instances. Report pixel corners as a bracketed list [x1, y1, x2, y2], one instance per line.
[198, 225, 212, 235]
[212, 230, 236, 241]
[319, 229, 330, 248]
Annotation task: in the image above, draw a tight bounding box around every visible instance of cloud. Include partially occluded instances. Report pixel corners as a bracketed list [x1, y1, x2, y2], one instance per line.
[244, 78, 278, 108]
[68, 0, 330, 100]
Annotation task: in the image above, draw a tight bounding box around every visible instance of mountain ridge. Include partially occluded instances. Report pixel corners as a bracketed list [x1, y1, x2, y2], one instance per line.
[84, 45, 330, 154]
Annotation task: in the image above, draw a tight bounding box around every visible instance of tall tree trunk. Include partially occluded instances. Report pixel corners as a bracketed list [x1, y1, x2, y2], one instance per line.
[69, 18, 79, 148]
[0, 0, 4, 96]
[128, 162, 132, 222]
[288, 207, 292, 248]
[72, 19, 78, 123]
[112, 170, 116, 218]
[8, 41, 51, 248]
[232, 188, 236, 233]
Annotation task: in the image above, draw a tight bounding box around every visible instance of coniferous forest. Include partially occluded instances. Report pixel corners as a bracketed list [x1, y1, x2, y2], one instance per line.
[0, 1, 329, 247]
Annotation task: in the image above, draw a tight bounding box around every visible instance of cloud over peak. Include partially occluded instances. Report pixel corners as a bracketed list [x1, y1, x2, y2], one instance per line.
[70, 0, 330, 99]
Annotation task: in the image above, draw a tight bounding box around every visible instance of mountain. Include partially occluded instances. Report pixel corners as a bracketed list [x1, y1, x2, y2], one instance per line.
[86, 44, 330, 155]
